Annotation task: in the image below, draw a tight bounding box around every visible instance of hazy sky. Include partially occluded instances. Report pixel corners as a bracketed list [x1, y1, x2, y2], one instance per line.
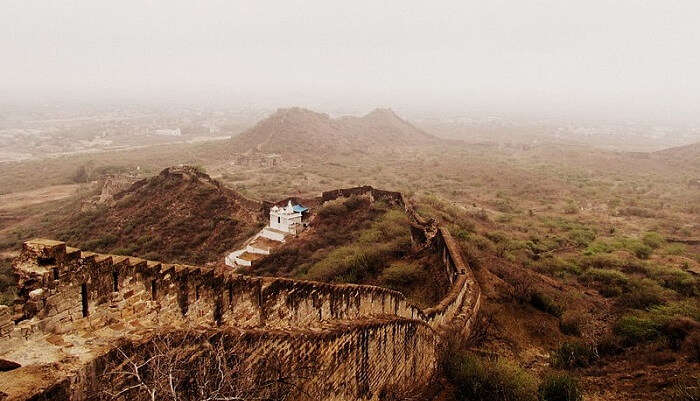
[3, 1, 700, 121]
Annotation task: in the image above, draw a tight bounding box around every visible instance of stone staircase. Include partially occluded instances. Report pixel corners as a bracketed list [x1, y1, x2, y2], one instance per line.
[225, 227, 288, 268]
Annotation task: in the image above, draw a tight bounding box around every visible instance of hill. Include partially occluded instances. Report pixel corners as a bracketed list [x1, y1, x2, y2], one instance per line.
[228, 107, 437, 155]
[43, 166, 265, 264]
[653, 141, 700, 169]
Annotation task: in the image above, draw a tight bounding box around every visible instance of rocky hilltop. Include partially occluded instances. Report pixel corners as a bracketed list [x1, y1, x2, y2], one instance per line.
[229, 107, 436, 155]
[47, 166, 265, 265]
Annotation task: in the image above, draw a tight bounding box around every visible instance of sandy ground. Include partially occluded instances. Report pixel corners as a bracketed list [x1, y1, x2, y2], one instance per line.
[0, 184, 82, 210]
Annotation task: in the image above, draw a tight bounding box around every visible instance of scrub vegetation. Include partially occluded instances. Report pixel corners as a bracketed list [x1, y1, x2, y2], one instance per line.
[0, 112, 698, 400]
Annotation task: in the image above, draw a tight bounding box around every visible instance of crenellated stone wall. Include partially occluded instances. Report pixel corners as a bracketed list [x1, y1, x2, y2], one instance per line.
[0, 187, 481, 401]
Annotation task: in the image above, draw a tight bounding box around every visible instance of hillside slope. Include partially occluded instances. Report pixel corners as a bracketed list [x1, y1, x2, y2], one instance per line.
[47, 166, 265, 264]
[229, 107, 437, 155]
[653, 141, 700, 169]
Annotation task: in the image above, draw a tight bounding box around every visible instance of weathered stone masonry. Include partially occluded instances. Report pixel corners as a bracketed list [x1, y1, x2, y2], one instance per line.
[0, 186, 481, 401]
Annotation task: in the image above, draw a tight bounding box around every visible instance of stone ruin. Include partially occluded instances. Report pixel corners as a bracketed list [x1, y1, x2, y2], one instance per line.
[0, 186, 481, 401]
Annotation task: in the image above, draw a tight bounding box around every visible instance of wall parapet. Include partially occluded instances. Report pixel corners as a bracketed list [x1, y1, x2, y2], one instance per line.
[1, 186, 481, 401]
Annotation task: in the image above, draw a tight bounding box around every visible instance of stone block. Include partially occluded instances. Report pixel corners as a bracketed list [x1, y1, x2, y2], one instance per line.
[29, 288, 45, 300]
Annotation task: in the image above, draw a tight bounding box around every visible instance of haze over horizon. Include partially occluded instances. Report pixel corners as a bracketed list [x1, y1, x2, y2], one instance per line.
[3, 1, 700, 124]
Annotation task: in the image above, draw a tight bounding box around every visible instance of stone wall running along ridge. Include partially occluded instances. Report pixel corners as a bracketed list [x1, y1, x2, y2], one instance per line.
[0, 186, 481, 401]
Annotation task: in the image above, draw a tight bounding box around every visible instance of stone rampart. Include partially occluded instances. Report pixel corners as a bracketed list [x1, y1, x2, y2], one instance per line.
[0, 187, 481, 401]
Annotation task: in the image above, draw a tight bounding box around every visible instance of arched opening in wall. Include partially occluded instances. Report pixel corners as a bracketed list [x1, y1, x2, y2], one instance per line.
[52, 267, 59, 281]
[81, 283, 89, 317]
[151, 280, 157, 300]
[195, 285, 200, 300]
[112, 271, 118, 292]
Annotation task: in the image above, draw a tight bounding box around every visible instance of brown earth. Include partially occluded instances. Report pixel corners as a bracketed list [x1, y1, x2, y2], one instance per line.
[6, 166, 266, 266]
[228, 107, 437, 156]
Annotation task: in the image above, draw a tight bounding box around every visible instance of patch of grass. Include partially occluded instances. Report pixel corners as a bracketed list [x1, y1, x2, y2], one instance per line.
[567, 228, 596, 247]
[580, 268, 629, 296]
[303, 206, 411, 283]
[380, 261, 423, 287]
[584, 237, 653, 259]
[642, 231, 665, 249]
[304, 245, 387, 282]
[536, 257, 582, 277]
[530, 292, 564, 317]
[539, 372, 583, 401]
[663, 243, 687, 256]
[614, 301, 700, 345]
[446, 352, 539, 401]
[643, 265, 698, 297]
[617, 278, 667, 309]
[551, 342, 598, 368]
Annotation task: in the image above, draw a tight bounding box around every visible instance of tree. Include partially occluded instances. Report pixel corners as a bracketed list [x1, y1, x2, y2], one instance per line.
[96, 330, 310, 401]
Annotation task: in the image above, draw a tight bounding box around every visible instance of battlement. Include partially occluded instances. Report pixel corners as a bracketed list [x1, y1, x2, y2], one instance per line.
[0, 188, 481, 401]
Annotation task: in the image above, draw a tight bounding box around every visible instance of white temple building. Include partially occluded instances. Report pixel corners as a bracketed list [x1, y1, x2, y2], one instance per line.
[269, 201, 306, 234]
[225, 201, 309, 268]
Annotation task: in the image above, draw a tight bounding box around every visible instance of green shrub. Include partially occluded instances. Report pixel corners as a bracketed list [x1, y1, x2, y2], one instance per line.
[643, 265, 698, 296]
[537, 257, 581, 277]
[664, 243, 687, 256]
[446, 353, 538, 401]
[539, 372, 583, 401]
[470, 234, 496, 252]
[380, 261, 423, 287]
[585, 237, 654, 259]
[357, 228, 382, 244]
[551, 342, 598, 368]
[581, 268, 628, 285]
[575, 253, 625, 270]
[617, 278, 666, 309]
[581, 268, 629, 296]
[615, 301, 700, 345]
[615, 315, 660, 344]
[530, 292, 564, 317]
[305, 245, 388, 282]
[629, 241, 653, 259]
[642, 232, 665, 249]
[567, 229, 596, 247]
[584, 239, 616, 255]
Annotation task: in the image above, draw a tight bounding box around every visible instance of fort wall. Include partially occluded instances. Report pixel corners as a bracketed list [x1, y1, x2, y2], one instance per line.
[0, 186, 481, 401]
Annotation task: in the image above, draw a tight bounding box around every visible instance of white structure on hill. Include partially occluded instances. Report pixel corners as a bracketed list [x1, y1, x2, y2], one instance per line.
[225, 201, 309, 268]
[269, 201, 305, 234]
